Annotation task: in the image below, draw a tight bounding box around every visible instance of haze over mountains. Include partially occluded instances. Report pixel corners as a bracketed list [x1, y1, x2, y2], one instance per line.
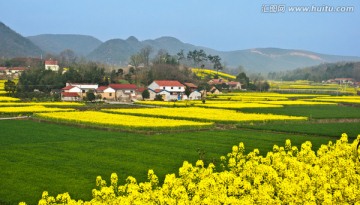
[1, 21, 360, 73]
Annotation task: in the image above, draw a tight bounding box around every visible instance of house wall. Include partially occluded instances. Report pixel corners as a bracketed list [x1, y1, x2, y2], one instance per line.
[100, 92, 115, 100]
[189, 92, 201, 100]
[45, 65, 59, 72]
[148, 82, 159, 91]
[62, 96, 80, 101]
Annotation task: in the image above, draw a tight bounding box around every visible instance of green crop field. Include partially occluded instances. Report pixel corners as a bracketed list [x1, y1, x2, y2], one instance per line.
[0, 120, 336, 205]
[241, 122, 360, 139]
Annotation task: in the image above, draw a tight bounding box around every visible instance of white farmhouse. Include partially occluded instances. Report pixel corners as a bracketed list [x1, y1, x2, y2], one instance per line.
[148, 80, 185, 101]
[45, 60, 59, 72]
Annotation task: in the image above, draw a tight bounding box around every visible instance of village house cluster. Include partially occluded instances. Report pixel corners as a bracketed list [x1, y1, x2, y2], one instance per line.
[60, 80, 203, 102]
[60, 79, 243, 102]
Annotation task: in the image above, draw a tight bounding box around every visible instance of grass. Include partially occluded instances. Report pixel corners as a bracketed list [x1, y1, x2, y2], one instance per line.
[0, 120, 336, 205]
[240, 122, 360, 139]
[240, 105, 360, 119]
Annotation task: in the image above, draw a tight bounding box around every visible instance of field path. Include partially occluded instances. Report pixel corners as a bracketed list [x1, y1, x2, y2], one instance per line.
[0, 116, 29, 120]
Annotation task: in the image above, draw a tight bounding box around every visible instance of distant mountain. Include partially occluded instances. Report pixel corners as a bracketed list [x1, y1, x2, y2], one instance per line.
[87, 36, 360, 72]
[271, 61, 360, 82]
[0, 22, 43, 58]
[2, 21, 360, 72]
[28, 34, 102, 56]
[220, 48, 360, 73]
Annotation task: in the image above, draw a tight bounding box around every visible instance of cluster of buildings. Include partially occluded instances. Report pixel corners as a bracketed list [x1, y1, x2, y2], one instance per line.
[0, 60, 59, 78]
[60, 78, 243, 102]
[61, 80, 205, 102]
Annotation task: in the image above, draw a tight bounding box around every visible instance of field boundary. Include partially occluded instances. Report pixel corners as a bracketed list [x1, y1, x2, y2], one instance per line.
[0, 116, 29, 120]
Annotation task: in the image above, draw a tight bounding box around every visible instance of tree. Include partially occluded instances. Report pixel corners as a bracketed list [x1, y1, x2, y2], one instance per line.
[4, 79, 16, 96]
[86, 90, 96, 102]
[236, 72, 250, 88]
[177, 49, 185, 64]
[142, 89, 150, 100]
[139, 46, 153, 67]
[208, 55, 223, 73]
[59, 49, 77, 67]
[187, 49, 208, 67]
[184, 86, 191, 97]
[117, 68, 124, 77]
[130, 54, 143, 68]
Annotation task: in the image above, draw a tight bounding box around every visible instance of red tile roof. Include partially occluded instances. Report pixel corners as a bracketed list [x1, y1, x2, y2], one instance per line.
[96, 86, 108, 91]
[136, 87, 146, 93]
[61, 85, 76, 90]
[184, 82, 198, 88]
[109, 84, 137, 90]
[62, 92, 79, 97]
[10, 67, 28, 71]
[45, 60, 58, 65]
[0, 67, 7, 71]
[154, 80, 184, 87]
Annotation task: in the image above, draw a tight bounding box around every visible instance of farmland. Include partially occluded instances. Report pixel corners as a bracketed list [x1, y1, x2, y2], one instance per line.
[0, 90, 360, 204]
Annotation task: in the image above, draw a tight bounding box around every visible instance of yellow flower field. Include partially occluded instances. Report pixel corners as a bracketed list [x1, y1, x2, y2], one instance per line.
[0, 102, 85, 107]
[195, 102, 282, 109]
[26, 134, 360, 205]
[0, 96, 21, 102]
[0, 106, 74, 114]
[257, 100, 337, 106]
[135, 100, 283, 109]
[214, 92, 328, 98]
[35, 111, 213, 129]
[103, 107, 307, 123]
[191, 68, 236, 80]
[307, 96, 360, 105]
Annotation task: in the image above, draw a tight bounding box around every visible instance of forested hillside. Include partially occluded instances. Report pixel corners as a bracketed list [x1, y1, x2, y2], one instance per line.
[0, 22, 43, 58]
[268, 62, 360, 82]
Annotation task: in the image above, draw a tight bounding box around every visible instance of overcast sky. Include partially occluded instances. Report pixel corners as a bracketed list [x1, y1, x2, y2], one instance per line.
[1, 0, 359, 56]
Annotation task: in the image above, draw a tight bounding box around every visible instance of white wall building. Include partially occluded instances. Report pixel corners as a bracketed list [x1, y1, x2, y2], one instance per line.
[45, 60, 60, 72]
[147, 80, 185, 101]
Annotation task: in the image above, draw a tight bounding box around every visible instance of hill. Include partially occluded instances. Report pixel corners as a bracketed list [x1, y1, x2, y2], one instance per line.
[270, 61, 360, 82]
[2, 21, 360, 72]
[27, 34, 102, 56]
[87, 36, 360, 72]
[0, 22, 43, 58]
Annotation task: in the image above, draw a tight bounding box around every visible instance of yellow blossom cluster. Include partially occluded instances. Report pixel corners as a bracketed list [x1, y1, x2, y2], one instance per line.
[23, 133, 360, 204]
[195, 102, 282, 109]
[0, 102, 85, 107]
[308, 96, 360, 105]
[135, 100, 283, 109]
[256, 100, 336, 106]
[103, 107, 307, 123]
[0, 105, 74, 114]
[191, 68, 236, 80]
[34, 111, 213, 130]
[0, 96, 21, 102]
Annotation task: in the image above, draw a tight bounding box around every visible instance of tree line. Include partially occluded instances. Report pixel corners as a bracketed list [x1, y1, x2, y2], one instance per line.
[3, 46, 270, 100]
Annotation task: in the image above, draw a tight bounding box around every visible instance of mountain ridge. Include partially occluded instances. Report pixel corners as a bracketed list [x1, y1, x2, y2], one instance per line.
[0, 22, 43, 58]
[27, 34, 102, 56]
[1, 21, 360, 73]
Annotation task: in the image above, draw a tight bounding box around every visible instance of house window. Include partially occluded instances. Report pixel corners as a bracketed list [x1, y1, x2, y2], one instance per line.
[109, 93, 112, 97]
[171, 87, 173, 89]
[163, 87, 165, 89]
[178, 87, 181, 89]
[82, 90, 85, 93]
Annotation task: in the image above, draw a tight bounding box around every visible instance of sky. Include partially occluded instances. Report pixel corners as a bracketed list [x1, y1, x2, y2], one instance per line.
[1, 0, 359, 56]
